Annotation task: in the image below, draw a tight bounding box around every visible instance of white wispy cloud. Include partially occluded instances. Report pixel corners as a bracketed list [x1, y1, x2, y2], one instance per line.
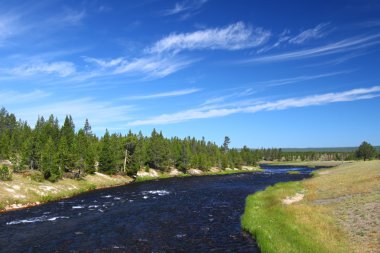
[266, 29, 292, 50]
[60, 8, 86, 25]
[10, 61, 76, 77]
[147, 22, 271, 54]
[128, 86, 380, 125]
[203, 88, 255, 105]
[0, 89, 50, 104]
[83, 55, 197, 79]
[83, 57, 125, 68]
[289, 23, 330, 44]
[162, 0, 208, 19]
[124, 88, 200, 100]
[5, 54, 194, 81]
[256, 23, 329, 54]
[201, 71, 346, 106]
[129, 107, 240, 126]
[255, 71, 349, 87]
[114, 56, 196, 78]
[245, 34, 380, 63]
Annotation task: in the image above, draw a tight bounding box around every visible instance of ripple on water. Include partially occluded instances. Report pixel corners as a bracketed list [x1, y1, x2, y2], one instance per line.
[72, 205, 85, 209]
[142, 190, 170, 197]
[6, 215, 69, 225]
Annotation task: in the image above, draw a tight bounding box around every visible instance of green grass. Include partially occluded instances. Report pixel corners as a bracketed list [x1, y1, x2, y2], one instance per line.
[241, 181, 350, 253]
[205, 168, 264, 175]
[287, 171, 301, 175]
[241, 161, 380, 253]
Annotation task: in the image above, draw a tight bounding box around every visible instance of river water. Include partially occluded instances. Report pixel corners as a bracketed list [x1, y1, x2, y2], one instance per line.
[0, 166, 312, 252]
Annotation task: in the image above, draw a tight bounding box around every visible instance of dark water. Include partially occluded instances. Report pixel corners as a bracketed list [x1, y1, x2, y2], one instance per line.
[0, 166, 312, 252]
[259, 164, 316, 174]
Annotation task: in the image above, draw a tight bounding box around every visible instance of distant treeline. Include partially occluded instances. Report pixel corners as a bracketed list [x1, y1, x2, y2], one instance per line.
[283, 147, 380, 152]
[0, 107, 378, 181]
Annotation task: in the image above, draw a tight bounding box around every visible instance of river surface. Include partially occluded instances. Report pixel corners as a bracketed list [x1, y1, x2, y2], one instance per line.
[0, 166, 313, 252]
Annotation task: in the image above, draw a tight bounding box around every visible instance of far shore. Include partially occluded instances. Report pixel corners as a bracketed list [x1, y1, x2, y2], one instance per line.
[259, 160, 352, 168]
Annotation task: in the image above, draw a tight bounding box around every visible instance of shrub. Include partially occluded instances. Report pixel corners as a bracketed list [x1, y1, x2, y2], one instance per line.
[22, 170, 44, 182]
[63, 171, 80, 180]
[47, 174, 60, 183]
[0, 166, 12, 181]
[29, 170, 44, 182]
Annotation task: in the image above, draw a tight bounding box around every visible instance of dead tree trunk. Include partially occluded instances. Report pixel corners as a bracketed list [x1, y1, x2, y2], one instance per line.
[123, 149, 128, 173]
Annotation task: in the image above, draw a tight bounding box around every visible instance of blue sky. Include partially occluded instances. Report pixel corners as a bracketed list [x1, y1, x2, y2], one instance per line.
[1, 0, 380, 148]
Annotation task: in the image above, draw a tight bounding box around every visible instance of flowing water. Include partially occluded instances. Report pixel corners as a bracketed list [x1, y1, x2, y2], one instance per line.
[0, 166, 313, 252]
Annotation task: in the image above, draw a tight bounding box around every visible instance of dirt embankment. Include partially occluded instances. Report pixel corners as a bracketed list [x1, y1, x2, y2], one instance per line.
[0, 172, 132, 212]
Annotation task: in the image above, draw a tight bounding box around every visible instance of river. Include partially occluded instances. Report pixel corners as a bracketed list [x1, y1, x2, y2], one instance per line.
[0, 165, 313, 252]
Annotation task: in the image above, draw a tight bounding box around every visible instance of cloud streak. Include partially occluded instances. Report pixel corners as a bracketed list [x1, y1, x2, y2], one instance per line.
[257, 23, 330, 54]
[162, 0, 208, 19]
[60, 8, 86, 25]
[289, 23, 330, 44]
[147, 22, 270, 54]
[244, 34, 380, 63]
[124, 88, 200, 100]
[82, 55, 197, 79]
[255, 71, 349, 87]
[128, 86, 380, 125]
[10, 61, 76, 77]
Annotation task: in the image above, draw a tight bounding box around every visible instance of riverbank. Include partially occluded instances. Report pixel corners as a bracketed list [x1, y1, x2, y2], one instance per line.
[0, 172, 133, 212]
[135, 166, 264, 182]
[241, 160, 380, 253]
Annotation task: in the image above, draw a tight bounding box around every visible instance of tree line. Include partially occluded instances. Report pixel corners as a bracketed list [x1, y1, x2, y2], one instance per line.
[0, 107, 378, 181]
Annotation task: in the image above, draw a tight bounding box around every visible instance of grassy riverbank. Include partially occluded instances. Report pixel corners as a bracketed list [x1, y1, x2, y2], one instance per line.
[0, 172, 132, 211]
[135, 166, 264, 182]
[241, 160, 380, 253]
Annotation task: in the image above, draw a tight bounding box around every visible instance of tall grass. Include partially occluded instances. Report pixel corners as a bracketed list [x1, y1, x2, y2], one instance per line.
[241, 164, 358, 253]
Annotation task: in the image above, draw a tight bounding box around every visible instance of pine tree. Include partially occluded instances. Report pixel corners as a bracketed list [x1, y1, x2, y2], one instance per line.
[74, 129, 88, 177]
[61, 116, 75, 147]
[83, 118, 93, 137]
[40, 137, 60, 182]
[147, 129, 169, 170]
[177, 143, 191, 172]
[223, 136, 230, 153]
[99, 130, 116, 174]
[132, 132, 147, 172]
[57, 136, 70, 172]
